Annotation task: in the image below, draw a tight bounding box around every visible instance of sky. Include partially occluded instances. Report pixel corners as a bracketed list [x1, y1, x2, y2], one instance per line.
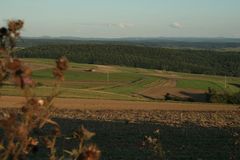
[1, 0, 240, 38]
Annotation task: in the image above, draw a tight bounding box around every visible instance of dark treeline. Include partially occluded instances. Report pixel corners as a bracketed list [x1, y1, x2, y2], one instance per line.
[19, 37, 240, 49]
[206, 88, 240, 104]
[16, 44, 240, 76]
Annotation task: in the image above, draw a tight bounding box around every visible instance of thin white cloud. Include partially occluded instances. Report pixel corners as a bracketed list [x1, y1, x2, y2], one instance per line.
[76, 22, 134, 29]
[109, 23, 134, 29]
[169, 22, 183, 29]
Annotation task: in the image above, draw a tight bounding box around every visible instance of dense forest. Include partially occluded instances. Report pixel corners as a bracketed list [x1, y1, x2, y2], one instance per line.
[16, 44, 240, 76]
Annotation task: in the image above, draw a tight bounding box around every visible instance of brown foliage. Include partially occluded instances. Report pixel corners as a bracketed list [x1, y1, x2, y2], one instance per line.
[0, 20, 100, 160]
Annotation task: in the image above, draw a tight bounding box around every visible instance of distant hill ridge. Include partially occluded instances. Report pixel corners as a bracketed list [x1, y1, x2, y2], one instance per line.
[19, 37, 240, 49]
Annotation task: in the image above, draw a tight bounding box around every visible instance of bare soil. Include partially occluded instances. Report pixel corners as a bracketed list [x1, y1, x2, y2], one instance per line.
[139, 79, 207, 102]
[0, 96, 239, 111]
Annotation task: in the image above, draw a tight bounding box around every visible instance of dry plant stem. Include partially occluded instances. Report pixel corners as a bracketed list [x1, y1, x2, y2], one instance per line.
[1, 139, 13, 160]
[52, 80, 61, 98]
[49, 136, 57, 160]
[77, 139, 84, 160]
[13, 141, 27, 160]
[0, 20, 100, 160]
[23, 86, 34, 100]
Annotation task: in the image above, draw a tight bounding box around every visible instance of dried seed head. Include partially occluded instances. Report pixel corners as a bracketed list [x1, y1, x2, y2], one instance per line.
[10, 32, 15, 38]
[8, 20, 24, 33]
[73, 126, 96, 141]
[27, 98, 44, 107]
[13, 76, 33, 89]
[13, 67, 34, 88]
[29, 137, 39, 146]
[7, 62, 34, 89]
[52, 68, 64, 81]
[56, 56, 68, 71]
[52, 56, 69, 81]
[6, 58, 22, 71]
[6, 20, 24, 48]
[82, 126, 95, 141]
[78, 145, 101, 160]
[37, 99, 45, 106]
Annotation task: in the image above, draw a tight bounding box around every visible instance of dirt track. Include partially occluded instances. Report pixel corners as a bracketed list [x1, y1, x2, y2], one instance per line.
[0, 96, 239, 111]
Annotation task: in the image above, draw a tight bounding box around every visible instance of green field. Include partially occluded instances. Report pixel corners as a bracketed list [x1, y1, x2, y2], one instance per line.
[176, 79, 224, 91]
[1, 58, 240, 102]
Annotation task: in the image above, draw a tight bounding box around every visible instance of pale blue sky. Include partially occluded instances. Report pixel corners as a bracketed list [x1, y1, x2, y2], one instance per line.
[1, 0, 240, 38]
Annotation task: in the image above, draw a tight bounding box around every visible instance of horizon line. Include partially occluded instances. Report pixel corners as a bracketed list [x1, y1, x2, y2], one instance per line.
[22, 36, 240, 40]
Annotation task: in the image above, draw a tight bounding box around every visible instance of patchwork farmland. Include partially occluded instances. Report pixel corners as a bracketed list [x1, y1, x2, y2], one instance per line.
[0, 58, 239, 159]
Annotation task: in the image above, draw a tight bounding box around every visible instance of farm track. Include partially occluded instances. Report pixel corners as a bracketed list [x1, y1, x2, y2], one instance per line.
[0, 96, 239, 111]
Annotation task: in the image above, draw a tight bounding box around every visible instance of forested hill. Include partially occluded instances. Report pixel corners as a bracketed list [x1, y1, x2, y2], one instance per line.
[16, 44, 240, 76]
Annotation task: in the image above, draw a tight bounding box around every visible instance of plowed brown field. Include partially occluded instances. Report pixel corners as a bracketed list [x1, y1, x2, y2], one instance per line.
[139, 79, 207, 101]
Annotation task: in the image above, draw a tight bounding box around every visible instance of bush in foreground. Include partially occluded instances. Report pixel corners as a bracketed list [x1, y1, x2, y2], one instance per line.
[0, 20, 100, 160]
